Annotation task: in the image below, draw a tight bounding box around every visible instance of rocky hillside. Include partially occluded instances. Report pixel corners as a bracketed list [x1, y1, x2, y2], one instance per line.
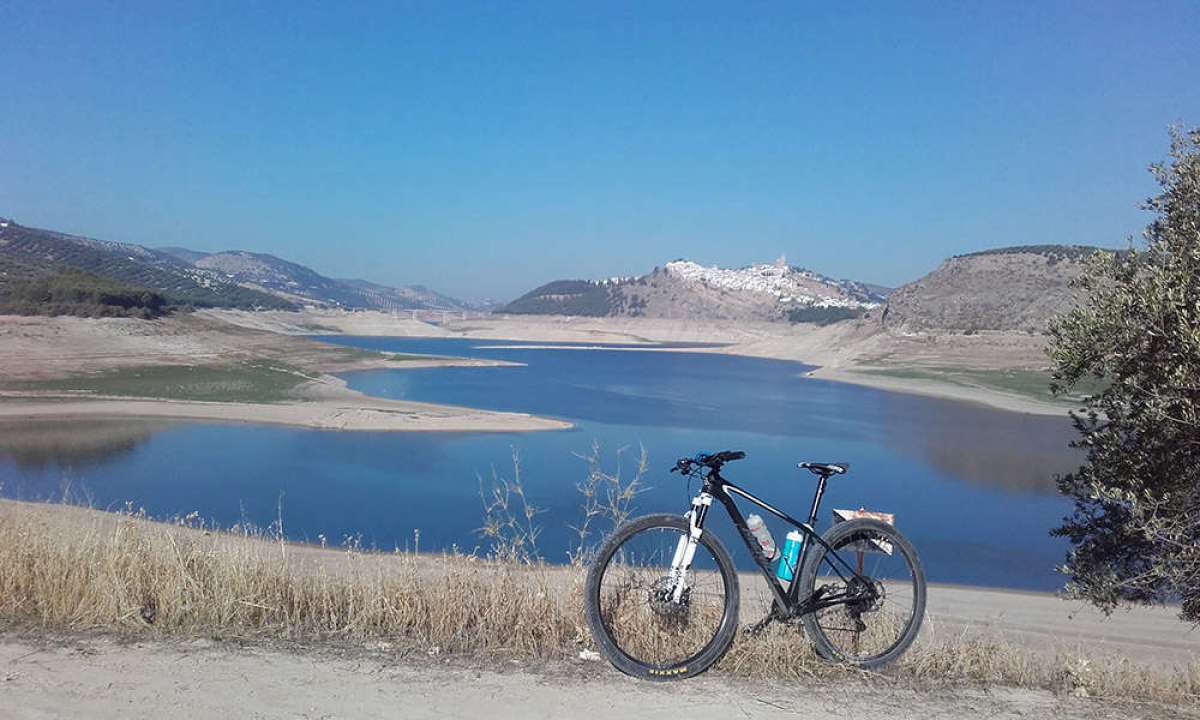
[503, 259, 885, 323]
[883, 245, 1101, 333]
[0, 219, 294, 310]
[157, 248, 470, 312]
[0, 215, 472, 314]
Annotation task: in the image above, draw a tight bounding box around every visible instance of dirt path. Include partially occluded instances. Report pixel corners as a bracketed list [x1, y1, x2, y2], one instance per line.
[0, 636, 1180, 720]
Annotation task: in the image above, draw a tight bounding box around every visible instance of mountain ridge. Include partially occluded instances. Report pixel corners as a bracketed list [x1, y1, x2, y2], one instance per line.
[0, 216, 471, 313]
[4, 214, 1103, 330]
[158, 247, 471, 312]
[0, 218, 294, 311]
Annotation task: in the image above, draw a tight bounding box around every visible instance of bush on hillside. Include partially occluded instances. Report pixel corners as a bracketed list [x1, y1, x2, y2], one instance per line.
[0, 270, 170, 319]
[785, 305, 864, 325]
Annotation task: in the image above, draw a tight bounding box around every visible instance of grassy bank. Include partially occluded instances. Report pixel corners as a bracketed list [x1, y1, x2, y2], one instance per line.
[0, 500, 1195, 707]
[0, 347, 472, 404]
[858, 365, 1103, 405]
[1, 363, 319, 403]
[323, 346, 464, 365]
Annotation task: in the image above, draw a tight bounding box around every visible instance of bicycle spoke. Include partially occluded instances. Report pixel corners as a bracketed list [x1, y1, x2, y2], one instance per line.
[808, 527, 919, 663]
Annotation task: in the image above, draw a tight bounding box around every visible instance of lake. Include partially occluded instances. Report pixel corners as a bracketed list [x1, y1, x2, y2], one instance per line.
[0, 337, 1080, 591]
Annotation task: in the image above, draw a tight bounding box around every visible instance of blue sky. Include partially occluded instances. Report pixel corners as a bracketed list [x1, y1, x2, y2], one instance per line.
[1, 2, 1197, 302]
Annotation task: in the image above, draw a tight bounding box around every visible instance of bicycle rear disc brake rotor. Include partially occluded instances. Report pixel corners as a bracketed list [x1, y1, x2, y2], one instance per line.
[812, 528, 916, 661]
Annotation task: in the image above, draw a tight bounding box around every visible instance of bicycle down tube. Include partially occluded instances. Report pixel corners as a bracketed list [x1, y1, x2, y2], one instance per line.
[678, 469, 867, 616]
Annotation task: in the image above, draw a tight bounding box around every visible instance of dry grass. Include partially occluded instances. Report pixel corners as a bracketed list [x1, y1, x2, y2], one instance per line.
[0, 503, 1197, 708]
[0, 504, 587, 656]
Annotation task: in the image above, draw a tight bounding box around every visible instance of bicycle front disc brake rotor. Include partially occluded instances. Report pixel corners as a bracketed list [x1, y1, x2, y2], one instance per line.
[648, 575, 692, 619]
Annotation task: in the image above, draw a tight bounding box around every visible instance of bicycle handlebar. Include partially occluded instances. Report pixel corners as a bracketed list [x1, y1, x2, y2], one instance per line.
[669, 450, 746, 474]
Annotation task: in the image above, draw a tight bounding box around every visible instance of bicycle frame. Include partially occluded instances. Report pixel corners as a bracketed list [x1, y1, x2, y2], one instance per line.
[679, 466, 869, 618]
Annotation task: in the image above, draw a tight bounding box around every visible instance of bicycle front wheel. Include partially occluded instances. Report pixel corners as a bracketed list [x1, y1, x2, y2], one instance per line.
[585, 513, 739, 680]
[798, 518, 926, 668]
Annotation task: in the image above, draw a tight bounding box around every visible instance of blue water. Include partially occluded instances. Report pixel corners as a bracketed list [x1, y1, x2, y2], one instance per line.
[0, 337, 1079, 590]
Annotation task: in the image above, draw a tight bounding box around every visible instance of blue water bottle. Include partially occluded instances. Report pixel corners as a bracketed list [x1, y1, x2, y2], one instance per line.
[775, 531, 803, 582]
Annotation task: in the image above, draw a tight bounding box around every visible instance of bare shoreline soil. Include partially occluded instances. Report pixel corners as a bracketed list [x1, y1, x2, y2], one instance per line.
[0, 313, 570, 432]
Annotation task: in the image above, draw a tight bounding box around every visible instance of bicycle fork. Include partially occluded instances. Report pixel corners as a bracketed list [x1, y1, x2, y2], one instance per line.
[668, 492, 713, 602]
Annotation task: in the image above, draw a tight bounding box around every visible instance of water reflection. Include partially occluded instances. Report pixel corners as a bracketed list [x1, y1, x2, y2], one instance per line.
[335, 336, 1082, 497]
[0, 418, 163, 470]
[873, 392, 1080, 494]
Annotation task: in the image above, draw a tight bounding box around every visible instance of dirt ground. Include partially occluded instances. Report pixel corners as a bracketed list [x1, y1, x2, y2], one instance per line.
[0, 634, 1188, 720]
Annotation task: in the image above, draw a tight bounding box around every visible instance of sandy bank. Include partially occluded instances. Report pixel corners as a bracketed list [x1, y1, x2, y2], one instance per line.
[0, 373, 570, 433]
[807, 367, 1068, 416]
[0, 395, 570, 432]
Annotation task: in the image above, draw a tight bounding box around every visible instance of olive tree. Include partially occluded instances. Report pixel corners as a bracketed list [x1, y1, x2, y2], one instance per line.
[1048, 128, 1200, 621]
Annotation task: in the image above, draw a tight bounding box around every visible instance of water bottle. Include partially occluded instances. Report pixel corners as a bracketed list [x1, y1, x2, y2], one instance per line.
[746, 514, 776, 560]
[775, 531, 803, 582]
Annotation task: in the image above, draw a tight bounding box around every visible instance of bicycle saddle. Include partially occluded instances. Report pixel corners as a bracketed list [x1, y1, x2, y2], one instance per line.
[799, 462, 849, 476]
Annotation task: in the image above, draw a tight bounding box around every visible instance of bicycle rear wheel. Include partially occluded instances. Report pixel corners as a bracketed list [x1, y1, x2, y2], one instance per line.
[585, 513, 739, 680]
[798, 518, 925, 668]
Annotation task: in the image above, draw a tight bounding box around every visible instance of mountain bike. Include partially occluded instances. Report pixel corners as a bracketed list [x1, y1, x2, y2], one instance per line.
[584, 450, 925, 680]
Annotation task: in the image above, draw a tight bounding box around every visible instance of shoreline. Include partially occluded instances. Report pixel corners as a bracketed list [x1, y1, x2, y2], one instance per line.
[0, 396, 572, 433]
[462, 341, 1070, 416]
[805, 367, 1069, 416]
[456, 324, 1065, 417]
[0, 310, 1068, 430]
[220, 309, 1065, 417]
[0, 374, 573, 433]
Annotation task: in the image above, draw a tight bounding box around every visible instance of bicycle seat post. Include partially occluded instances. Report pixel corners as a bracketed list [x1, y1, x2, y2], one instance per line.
[805, 469, 831, 529]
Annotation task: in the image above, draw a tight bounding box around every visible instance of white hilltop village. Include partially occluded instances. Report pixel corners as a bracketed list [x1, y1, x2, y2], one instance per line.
[660, 257, 882, 309]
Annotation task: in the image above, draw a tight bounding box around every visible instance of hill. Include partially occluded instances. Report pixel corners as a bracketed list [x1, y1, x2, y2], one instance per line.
[158, 249, 470, 311]
[0, 219, 294, 310]
[0, 216, 471, 313]
[502, 259, 885, 323]
[882, 245, 1102, 333]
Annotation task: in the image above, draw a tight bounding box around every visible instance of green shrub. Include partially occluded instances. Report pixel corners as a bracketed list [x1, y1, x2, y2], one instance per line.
[785, 305, 864, 325]
[0, 270, 170, 318]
